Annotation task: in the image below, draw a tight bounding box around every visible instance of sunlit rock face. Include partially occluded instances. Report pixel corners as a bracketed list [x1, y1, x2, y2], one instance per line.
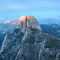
[19, 16, 42, 32]
[0, 16, 60, 60]
[9, 16, 42, 32]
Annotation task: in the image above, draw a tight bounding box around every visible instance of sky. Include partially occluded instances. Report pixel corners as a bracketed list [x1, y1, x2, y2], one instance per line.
[0, 0, 60, 22]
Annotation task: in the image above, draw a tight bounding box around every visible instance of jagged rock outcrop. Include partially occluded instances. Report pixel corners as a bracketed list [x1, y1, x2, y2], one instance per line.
[0, 16, 60, 60]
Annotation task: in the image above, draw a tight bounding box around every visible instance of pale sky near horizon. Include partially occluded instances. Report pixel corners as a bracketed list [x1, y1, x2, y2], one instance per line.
[0, 0, 60, 22]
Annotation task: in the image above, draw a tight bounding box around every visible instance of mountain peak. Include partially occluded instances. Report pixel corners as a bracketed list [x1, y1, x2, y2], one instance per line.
[9, 16, 42, 32]
[18, 16, 42, 32]
[18, 16, 36, 23]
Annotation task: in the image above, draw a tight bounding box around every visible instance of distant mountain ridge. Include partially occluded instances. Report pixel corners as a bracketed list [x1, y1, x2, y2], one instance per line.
[38, 18, 60, 24]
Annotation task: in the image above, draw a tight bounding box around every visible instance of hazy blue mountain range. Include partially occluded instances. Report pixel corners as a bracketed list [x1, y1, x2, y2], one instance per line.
[41, 24, 60, 38]
[0, 24, 18, 46]
[0, 24, 18, 33]
[38, 18, 60, 24]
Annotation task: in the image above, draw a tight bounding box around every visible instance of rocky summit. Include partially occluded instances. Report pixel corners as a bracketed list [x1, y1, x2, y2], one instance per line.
[0, 16, 60, 60]
[9, 16, 42, 32]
